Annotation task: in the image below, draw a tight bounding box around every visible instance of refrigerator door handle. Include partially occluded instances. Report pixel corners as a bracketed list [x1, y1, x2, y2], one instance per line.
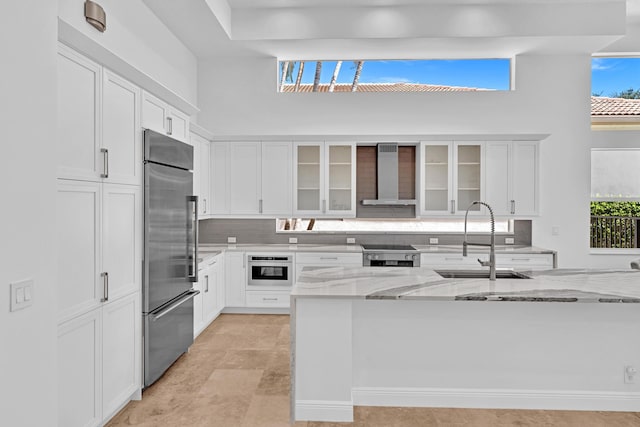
[150, 289, 200, 322]
[188, 195, 198, 282]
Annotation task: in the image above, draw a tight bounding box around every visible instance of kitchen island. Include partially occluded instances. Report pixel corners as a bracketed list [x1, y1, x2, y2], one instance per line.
[291, 267, 640, 422]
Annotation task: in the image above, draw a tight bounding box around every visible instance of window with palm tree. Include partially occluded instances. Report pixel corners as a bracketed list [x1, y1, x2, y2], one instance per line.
[277, 59, 511, 93]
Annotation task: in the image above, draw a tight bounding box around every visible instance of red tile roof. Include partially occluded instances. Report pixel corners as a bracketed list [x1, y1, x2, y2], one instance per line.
[282, 84, 640, 117]
[591, 96, 640, 116]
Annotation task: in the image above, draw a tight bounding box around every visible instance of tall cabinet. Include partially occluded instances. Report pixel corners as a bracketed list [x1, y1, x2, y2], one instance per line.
[56, 43, 142, 427]
[293, 141, 356, 217]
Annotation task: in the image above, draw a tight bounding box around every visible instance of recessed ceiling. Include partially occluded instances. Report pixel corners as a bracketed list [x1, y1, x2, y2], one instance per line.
[143, 0, 634, 59]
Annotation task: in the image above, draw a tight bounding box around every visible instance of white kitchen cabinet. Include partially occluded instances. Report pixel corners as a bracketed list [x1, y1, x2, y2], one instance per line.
[293, 141, 356, 217]
[420, 252, 553, 270]
[484, 141, 539, 216]
[245, 291, 290, 308]
[225, 252, 246, 307]
[58, 307, 102, 427]
[229, 142, 262, 214]
[58, 44, 142, 185]
[58, 293, 141, 427]
[102, 293, 141, 420]
[295, 252, 362, 282]
[419, 141, 484, 216]
[196, 253, 224, 336]
[261, 141, 293, 216]
[211, 141, 293, 216]
[57, 44, 102, 181]
[57, 181, 141, 322]
[142, 91, 189, 143]
[103, 70, 142, 185]
[191, 132, 211, 217]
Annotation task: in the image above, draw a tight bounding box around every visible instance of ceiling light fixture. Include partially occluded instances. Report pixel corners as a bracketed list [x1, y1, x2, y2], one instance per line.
[84, 0, 106, 32]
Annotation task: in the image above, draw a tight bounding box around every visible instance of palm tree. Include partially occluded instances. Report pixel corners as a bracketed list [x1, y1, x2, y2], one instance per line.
[351, 61, 364, 92]
[294, 61, 305, 92]
[279, 61, 295, 92]
[312, 61, 322, 92]
[328, 61, 343, 92]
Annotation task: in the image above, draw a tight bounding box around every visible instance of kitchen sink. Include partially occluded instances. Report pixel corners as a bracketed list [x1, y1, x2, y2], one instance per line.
[435, 270, 531, 279]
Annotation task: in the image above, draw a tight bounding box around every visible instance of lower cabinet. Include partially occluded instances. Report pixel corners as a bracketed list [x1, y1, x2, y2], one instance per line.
[245, 291, 290, 308]
[225, 251, 247, 308]
[420, 252, 554, 270]
[295, 252, 363, 282]
[58, 292, 141, 427]
[195, 253, 224, 337]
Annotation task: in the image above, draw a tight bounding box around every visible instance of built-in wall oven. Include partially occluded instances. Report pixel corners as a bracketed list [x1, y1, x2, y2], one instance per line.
[247, 254, 293, 289]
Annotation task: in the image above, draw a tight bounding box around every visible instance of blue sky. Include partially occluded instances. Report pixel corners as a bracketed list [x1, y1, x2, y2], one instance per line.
[280, 59, 511, 90]
[281, 57, 640, 95]
[591, 57, 640, 96]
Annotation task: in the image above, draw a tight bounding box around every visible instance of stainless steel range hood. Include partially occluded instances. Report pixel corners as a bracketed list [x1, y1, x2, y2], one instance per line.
[361, 143, 416, 206]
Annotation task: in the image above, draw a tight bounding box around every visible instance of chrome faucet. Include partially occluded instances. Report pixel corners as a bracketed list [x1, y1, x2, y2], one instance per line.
[462, 201, 496, 281]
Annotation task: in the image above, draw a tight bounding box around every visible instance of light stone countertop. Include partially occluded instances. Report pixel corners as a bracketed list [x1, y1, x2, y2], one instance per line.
[413, 245, 556, 254]
[292, 266, 640, 303]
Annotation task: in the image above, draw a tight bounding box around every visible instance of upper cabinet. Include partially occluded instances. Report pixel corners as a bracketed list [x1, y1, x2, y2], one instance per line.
[293, 141, 356, 217]
[419, 141, 484, 216]
[484, 141, 539, 216]
[57, 44, 141, 185]
[191, 132, 211, 217]
[142, 91, 189, 143]
[211, 141, 293, 217]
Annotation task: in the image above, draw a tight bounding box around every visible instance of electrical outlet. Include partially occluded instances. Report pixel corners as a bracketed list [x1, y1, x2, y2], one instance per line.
[429, 237, 439, 245]
[625, 365, 637, 384]
[552, 226, 560, 236]
[505, 237, 515, 245]
[227, 236, 237, 243]
[289, 237, 298, 244]
[347, 238, 356, 244]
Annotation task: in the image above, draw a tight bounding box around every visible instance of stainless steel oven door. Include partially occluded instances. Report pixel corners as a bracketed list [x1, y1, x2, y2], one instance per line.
[247, 256, 293, 288]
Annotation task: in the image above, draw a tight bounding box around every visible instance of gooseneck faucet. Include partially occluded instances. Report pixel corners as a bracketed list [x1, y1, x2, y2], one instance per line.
[462, 201, 496, 281]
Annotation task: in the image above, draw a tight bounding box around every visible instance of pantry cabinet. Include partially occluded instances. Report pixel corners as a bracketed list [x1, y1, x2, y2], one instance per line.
[484, 141, 539, 216]
[142, 91, 190, 143]
[293, 141, 356, 217]
[58, 292, 141, 427]
[57, 44, 141, 185]
[419, 141, 484, 216]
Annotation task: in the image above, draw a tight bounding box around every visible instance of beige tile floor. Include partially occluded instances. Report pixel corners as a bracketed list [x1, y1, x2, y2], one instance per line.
[107, 314, 640, 427]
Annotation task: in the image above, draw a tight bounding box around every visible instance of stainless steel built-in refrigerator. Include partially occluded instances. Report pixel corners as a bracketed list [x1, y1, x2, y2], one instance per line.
[143, 129, 199, 388]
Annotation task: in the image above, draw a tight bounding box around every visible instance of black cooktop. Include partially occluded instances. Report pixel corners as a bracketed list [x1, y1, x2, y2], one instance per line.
[361, 244, 417, 251]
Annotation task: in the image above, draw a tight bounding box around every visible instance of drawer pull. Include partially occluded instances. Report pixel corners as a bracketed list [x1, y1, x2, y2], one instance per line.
[445, 257, 463, 261]
[320, 257, 338, 260]
[510, 258, 531, 262]
[262, 297, 278, 301]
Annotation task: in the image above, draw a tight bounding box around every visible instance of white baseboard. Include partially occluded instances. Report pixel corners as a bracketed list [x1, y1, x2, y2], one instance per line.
[295, 400, 354, 422]
[352, 387, 640, 412]
[222, 307, 289, 315]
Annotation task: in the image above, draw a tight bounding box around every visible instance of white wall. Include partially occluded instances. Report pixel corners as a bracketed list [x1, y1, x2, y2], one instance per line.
[198, 54, 595, 267]
[58, 0, 198, 105]
[0, 2, 58, 426]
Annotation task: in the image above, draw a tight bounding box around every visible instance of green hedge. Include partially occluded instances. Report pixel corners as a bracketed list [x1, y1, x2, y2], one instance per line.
[590, 201, 640, 217]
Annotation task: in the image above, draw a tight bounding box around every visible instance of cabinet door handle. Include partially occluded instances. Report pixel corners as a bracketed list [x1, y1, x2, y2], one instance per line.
[167, 117, 173, 135]
[510, 258, 531, 262]
[322, 199, 326, 213]
[262, 297, 278, 301]
[510, 200, 515, 215]
[205, 275, 209, 292]
[259, 199, 263, 213]
[101, 272, 109, 302]
[203, 198, 207, 213]
[445, 257, 463, 261]
[100, 148, 109, 178]
[320, 257, 338, 260]
[450, 200, 455, 214]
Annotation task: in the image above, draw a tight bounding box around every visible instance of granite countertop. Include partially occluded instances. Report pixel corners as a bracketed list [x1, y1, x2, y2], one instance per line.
[292, 266, 640, 303]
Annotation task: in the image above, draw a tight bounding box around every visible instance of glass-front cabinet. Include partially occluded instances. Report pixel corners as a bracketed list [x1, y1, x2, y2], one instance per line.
[419, 141, 483, 216]
[294, 141, 356, 217]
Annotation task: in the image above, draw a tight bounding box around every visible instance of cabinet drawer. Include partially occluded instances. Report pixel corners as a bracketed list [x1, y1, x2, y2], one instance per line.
[296, 252, 362, 265]
[245, 291, 290, 308]
[421, 253, 489, 268]
[496, 254, 553, 269]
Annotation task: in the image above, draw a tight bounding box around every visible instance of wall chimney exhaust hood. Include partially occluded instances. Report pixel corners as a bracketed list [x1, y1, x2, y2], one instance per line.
[361, 143, 416, 206]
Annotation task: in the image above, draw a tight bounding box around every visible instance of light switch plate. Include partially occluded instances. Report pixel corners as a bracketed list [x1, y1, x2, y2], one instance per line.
[289, 237, 298, 244]
[10, 279, 33, 312]
[429, 238, 439, 245]
[347, 238, 356, 244]
[227, 236, 237, 243]
[505, 237, 515, 245]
